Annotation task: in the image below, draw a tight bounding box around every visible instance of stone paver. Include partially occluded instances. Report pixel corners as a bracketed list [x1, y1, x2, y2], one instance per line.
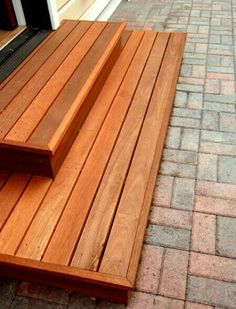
[145, 224, 190, 250]
[135, 244, 164, 293]
[217, 216, 236, 258]
[159, 248, 189, 299]
[187, 276, 236, 308]
[1, 0, 236, 308]
[191, 213, 216, 254]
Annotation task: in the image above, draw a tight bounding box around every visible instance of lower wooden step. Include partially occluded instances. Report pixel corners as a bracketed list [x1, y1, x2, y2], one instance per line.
[0, 20, 125, 177]
[0, 27, 186, 304]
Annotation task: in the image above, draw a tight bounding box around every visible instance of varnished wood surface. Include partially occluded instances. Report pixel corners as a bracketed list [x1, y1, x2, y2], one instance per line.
[0, 20, 125, 177]
[0, 26, 26, 50]
[0, 24, 186, 303]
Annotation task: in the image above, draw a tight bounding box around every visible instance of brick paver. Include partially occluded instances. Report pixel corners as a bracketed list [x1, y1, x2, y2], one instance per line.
[1, 0, 236, 308]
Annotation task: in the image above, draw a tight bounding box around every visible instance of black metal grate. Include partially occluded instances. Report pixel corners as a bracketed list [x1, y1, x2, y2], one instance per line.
[0, 28, 51, 83]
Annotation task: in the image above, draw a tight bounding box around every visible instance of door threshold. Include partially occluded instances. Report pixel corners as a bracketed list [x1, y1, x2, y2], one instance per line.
[0, 26, 26, 50]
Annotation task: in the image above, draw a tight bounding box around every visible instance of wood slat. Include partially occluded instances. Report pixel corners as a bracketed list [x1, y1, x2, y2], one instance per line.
[0, 254, 132, 304]
[0, 24, 186, 304]
[41, 31, 154, 266]
[0, 173, 31, 230]
[99, 33, 186, 278]
[0, 20, 77, 111]
[6, 22, 105, 142]
[0, 21, 90, 138]
[0, 177, 51, 255]
[70, 32, 170, 271]
[28, 23, 124, 146]
[13, 31, 141, 262]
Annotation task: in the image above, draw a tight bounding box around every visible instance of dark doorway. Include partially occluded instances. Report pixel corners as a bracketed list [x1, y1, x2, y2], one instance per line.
[21, 0, 52, 29]
[0, 0, 18, 30]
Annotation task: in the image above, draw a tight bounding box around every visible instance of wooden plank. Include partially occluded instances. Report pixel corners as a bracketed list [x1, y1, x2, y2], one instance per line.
[0, 20, 77, 110]
[15, 31, 142, 261]
[127, 32, 187, 285]
[6, 22, 106, 143]
[99, 33, 186, 277]
[0, 173, 31, 230]
[0, 171, 9, 190]
[41, 31, 154, 266]
[28, 23, 124, 146]
[0, 22, 67, 91]
[48, 23, 125, 151]
[0, 177, 52, 255]
[71, 33, 170, 271]
[0, 254, 132, 304]
[0, 21, 91, 139]
[0, 26, 26, 50]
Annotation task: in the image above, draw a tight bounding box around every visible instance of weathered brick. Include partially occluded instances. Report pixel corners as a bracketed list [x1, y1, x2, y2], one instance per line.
[178, 77, 204, 86]
[204, 94, 235, 103]
[187, 276, 236, 308]
[97, 301, 125, 309]
[220, 113, 236, 132]
[0, 279, 18, 309]
[145, 224, 190, 250]
[217, 216, 236, 258]
[221, 80, 235, 95]
[190, 252, 236, 282]
[195, 43, 207, 53]
[187, 92, 203, 109]
[160, 161, 196, 178]
[191, 213, 216, 254]
[196, 180, 236, 200]
[218, 156, 236, 184]
[173, 108, 201, 119]
[17, 282, 69, 305]
[153, 175, 174, 207]
[172, 177, 195, 211]
[203, 101, 235, 113]
[202, 111, 219, 130]
[68, 293, 96, 309]
[11, 296, 29, 309]
[177, 83, 204, 93]
[185, 301, 214, 309]
[181, 128, 200, 151]
[171, 117, 201, 129]
[197, 153, 217, 181]
[195, 195, 236, 217]
[159, 249, 189, 300]
[135, 244, 164, 293]
[165, 127, 181, 149]
[200, 141, 236, 156]
[174, 91, 188, 107]
[180, 64, 192, 77]
[206, 72, 234, 80]
[192, 65, 205, 78]
[149, 207, 192, 230]
[163, 149, 197, 165]
[201, 130, 236, 145]
[127, 292, 184, 309]
[205, 79, 220, 94]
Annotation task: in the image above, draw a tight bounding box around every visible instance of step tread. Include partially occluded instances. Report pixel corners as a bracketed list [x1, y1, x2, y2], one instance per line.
[0, 25, 186, 304]
[0, 20, 125, 177]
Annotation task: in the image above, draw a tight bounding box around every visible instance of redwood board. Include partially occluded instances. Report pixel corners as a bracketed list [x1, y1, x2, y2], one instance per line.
[0, 22, 186, 304]
[0, 20, 125, 177]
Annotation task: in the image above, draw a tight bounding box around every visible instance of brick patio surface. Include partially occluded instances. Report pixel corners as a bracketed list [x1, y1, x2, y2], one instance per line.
[1, 0, 236, 308]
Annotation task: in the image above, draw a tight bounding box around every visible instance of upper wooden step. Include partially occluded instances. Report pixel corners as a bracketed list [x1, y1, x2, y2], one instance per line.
[0, 20, 125, 177]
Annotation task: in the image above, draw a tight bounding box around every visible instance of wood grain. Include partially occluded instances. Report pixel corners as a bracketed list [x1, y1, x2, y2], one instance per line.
[100, 33, 186, 277]
[71, 32, 169, 271]
[0, 20, 77, 112]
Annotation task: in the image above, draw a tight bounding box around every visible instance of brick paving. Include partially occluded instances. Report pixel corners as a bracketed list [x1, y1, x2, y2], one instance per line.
[0, 0, 236, 308]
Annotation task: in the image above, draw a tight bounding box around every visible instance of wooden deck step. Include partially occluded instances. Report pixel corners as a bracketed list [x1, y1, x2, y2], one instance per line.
[0, 23, 186, 304]
[0, 20, 125, 177]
